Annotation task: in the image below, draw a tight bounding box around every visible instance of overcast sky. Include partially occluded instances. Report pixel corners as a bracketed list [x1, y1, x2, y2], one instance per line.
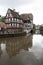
[0, 0, 43, 25]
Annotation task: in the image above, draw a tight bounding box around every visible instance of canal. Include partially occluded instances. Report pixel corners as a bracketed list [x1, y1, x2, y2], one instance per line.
[0, 33, 43, 65]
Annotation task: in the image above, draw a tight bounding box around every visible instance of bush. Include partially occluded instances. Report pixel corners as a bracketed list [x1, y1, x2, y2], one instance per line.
[0, 16, 5, 22]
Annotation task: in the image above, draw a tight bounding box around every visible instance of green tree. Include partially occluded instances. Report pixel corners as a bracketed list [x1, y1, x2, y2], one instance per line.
[40, 26, 43, 31]
[0, 16, 5, 22]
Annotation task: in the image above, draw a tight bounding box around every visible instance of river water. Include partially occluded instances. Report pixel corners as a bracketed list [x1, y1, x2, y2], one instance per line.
[0, 33, 43, 65]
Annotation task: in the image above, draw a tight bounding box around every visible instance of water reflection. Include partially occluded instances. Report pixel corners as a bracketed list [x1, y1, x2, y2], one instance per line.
[35, 30, 40, 34]
[0, 34, 43, 65]
[29, 34, 43, 59]
[0, 34, 32, 58]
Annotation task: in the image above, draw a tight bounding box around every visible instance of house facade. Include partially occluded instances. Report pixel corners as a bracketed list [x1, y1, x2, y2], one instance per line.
[0, 9, 33, 34]
[5, 9, 24, 33]
[20, 14, 33, 33]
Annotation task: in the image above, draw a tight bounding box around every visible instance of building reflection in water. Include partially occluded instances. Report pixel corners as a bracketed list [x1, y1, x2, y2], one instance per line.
[0, 34, 32, 58]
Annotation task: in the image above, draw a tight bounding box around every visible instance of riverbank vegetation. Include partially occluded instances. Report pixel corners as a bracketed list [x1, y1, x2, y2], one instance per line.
[40, 25, 43, 31]
[0, 16, 5, 22]
[39, 25, 43, 35]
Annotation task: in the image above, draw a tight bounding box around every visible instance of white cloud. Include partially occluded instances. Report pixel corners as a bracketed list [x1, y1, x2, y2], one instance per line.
[0, 0, 43, 25]
[15, 1, 43, 25]
[0, 6, 7, 16]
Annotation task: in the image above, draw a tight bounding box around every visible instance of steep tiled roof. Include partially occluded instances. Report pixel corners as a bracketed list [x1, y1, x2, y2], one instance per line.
[20, 13, 33, 20]
[6, 8, 20, 19]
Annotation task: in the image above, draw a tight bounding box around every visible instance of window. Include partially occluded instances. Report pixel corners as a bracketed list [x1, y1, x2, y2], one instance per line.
[15, 18, 16, 21]
[12, 24, 14, 26]
[12, 18, 13, 21]
[6, 19, 8, 22]
[9, 18, 10, 21]
[28, 20, 31, 23]
[10, 14, 12, 17]
[21, 20, 22, 23]
[14, 24, 16, 27]
[17, 24, 19, 27]
[12, 24, 16, 27]
[9, 24, 11, 26]
[7, 14, 8, 17]
[17, 19, 19, 22]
